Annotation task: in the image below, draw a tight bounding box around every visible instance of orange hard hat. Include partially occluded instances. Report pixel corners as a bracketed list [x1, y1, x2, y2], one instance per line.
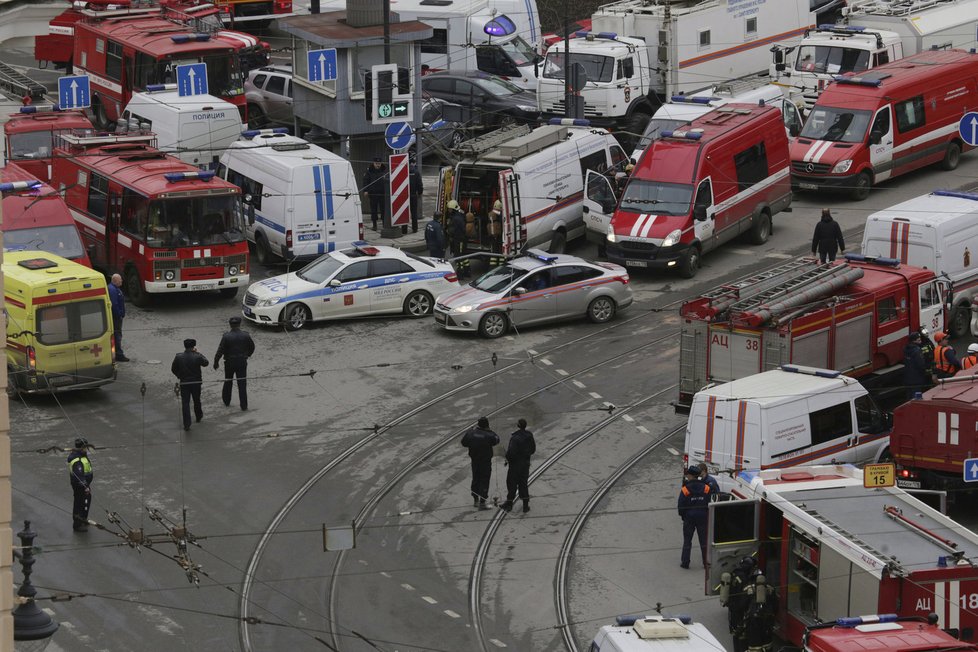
[934, 331, 947, 343]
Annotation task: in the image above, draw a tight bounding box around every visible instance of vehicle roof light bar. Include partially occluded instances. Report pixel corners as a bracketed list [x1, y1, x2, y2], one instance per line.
[241, 127, 290, 138]
[19, 105, 62, 114]
[171, 33, 211, 43]
[0, 180, 42, 193]
[164, 170, 216, 183]
[843, 252, 900, 267]
[548, 118, 590, 127]
[659, 129, 704, 140]
[145, 83, 178, 92]
[833, 75, 882, 86]
[933, 190, 978, 201]
[670, 95, 719, 104]
[525, 249, 558, 263]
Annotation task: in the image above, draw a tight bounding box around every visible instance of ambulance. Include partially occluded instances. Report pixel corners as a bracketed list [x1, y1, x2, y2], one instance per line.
[219, 129, 364, 265]
[4, 251, 116, 394]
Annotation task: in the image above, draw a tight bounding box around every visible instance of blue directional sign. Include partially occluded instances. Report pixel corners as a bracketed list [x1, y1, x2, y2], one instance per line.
[965, 457, 978, 483]
[959, 112, 978, 147]
[385, 122, 413, 150]
[58, 75, 90, 110]
[307, 48, 338, 83]
[176, 63, 208, 97]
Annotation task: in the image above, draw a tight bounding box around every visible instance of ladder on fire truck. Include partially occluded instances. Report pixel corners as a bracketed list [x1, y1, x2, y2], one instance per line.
[727, 262, 851, 316]
[696, 258, 832, 314]
[0, 61, 48, 104]
[454, 124, 532, 158]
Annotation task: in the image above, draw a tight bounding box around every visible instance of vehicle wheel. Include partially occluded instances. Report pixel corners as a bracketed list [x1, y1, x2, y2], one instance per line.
[282, 302, 311, 331]
[941, 141, 962, 171]
[587, 296, 617, 324]
[449, 130, 465, 149]
[255, 233, 273, 266]
[478, 312, 509, 339]
[549, 230, 567, 254]
[124, 268, 149, 307]
[248, 104, 268, 129]
[6, 372, 18, 398]
[849, 171, 872, 201]
[950, 304, 971, 339]
[878, 448, 893, 464]
[92, 98, 110, 131]
[749, 211, 771, 245]
[219, 287, 239, 300]
[678, 247, 700, 279]
[403, 290, 434, 317]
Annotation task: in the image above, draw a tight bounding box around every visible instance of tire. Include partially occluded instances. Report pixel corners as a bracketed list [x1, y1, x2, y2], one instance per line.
[941, 141, 962, 171]
[282, 302, 311, 331]
[678, 247, 700, 279]
[749, 211, 771, 245]
[849, 171, 872, 201]
[587, 296, 617, 324]
[124, 268, 148, 308]
[950, 304, 971, 339]
[93, 98, 110, 131]
[549, 230, 567, 254]
[255, 233, 274, 266]
[878, 448, 893, 464]
[248, 104, 268, 129]
[449, 130, 465, 149]
[219, 287, 239, 300]
[403, 290, 434, 317]
[478, 312, 509, 339]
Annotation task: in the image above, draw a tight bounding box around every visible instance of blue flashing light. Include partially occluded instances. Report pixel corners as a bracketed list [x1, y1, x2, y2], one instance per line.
[615, 615, 640, 626]
[933, 190, 978, 201]
[596, 32, 618, 39]
[833, 75, 882, 87]
[525, 249, 558, 263]
[574, 30, 589, 38]
[171, 33, 210, 43]
[672, 95, 717, 104]
[814, 369, 842, 378]
[241, 127, 289, 138]
[484, 15, 516, 37]
[548, 117, 590, 127]
[351, 240, 369, 247]
[660, 130, 703, 140]
[164, 171, 216, 183]
[819, 23, 864, 31]
[0, 180, 42, 193]
[145, 83, 177, 92]
[844, 252, 900, 267]
[19, 105, 62, 114]
[836, 614, 898, 628]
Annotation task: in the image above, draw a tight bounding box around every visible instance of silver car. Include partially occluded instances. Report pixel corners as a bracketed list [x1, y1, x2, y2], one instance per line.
[434, 250, 633, 338]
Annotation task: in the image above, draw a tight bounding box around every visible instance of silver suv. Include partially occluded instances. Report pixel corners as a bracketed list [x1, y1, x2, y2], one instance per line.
[245, 65, 293, 128]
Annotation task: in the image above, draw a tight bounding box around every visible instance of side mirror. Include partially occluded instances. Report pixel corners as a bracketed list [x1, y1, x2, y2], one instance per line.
[775, 63, 786, 72]
[329, 279, 342, 287]
[513, 287, 527, 296]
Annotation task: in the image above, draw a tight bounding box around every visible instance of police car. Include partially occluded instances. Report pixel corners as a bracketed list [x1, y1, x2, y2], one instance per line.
[242, 243, 458, 330]
[434, 250, 633, 338]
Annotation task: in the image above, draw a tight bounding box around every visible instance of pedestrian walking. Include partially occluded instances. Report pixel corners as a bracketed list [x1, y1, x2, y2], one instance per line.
[361, 156, 388, 231]
[214, 316, 255, 410]
[68, 438, 93, 532]
[697, 462, 720, 495]
[903, 331, 931, 397]
[678, 465, 711, 568]
[933, 331, 962, 379]
[501, 418, 536, 513]
[424, 214, 447, 259]
[108, 273, 128, 362]
[447, 199, 469, 277]
[404, 164, 423, 235]
[811, 208, 845, 263]
[172, 338, 209, 431]
[461, 416, 499, 510]
[962, 343, 978, 370]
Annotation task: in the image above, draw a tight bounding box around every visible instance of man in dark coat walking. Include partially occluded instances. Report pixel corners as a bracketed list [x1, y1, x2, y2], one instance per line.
[214, 316, 256, 410]
[172, 338, 209, 431]
[404, 164, 424, 234]
[501, 418, 536, 513]
[361, 157, 388, 230]
[811, 208, 845, 263]
[678, 465, 712, 568]
[461, 416, 499, 510]
[108, 273, 128, 361]
[67, 438, 93, 532]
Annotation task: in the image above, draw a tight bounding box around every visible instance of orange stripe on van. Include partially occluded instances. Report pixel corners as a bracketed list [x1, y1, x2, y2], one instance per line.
[704, 396, 717, 464]
[679, 25, 813, 69]
[32, 288, 105, 305]
[889, 221, 899, 259]
[734, 400, 747, 470]
[4, 296, 25, 309]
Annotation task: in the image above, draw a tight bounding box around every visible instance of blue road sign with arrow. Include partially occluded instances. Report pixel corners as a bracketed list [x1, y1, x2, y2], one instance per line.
[176, 63, 208, 97]
[307, 48, 338, 83]
[965, 457, 978, 483]
[58, 75, 90, 110]
[959, 112, 978, 147]
[385, 122, 413, 150]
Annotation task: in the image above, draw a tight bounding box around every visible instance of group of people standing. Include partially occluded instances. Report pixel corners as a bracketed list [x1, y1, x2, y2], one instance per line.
[361, 157, 424, 234]
[904, 327, 978, 396]
[461, 416, 536, 512]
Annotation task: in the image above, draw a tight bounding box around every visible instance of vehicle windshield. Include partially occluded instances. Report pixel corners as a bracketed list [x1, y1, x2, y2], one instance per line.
[498, 35, 538, 67]
[800, 106, 872, 143]
[160, 53, 243, 97]
[471, 264, 528, 293]
[619, 180, 693, 216]
[136, 194, 245, 247]
[794, 44, 870, 76]
[296, 254, 344, 284]
[3, 225, 85, 260]
[542, 51, 615, 83]
[7, 132, 54, 160]
[634, 118, 689, 152]
[475, 75, 524, 96]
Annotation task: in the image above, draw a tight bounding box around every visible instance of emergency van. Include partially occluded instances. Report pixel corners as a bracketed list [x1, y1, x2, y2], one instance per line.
[791, 49, 978, 200]
[219, 129, 364, 264]
[862, 190, 978, 338]
[685, 365, 891, 485]
[439, 120, 629, 256]
[4, 251, 116, 394]
[589, 615, 727, 651]
[121, 86, 244, 171]
[604, 103, 791, 278]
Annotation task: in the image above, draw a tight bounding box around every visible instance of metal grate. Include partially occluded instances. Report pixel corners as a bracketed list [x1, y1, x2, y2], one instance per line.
[244, 292, 259, 307]
[792, 161, 832, 175]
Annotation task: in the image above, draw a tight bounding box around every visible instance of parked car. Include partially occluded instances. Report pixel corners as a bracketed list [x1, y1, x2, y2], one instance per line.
[434, 250, 633, 338]
[420, 70, 539, 127]
[420, 97, 467, 155]
[245, 64, 293, 128]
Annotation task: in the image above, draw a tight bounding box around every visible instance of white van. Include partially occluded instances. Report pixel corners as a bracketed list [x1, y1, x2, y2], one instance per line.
[590, 615, 727, 651]
[121, 87, 244, 171]
[862, 190, 978, 338]
[219, 130, 364, 264]
[685, 365, 891, 489]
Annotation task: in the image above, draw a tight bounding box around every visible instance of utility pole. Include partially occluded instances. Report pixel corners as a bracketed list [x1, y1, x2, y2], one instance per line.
[563, 0, 570, 118]
[0, 193, 12, 652]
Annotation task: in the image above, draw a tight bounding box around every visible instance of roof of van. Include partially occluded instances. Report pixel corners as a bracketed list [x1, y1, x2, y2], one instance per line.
[4, 109, 93, 136]
[465, 124, 613, 166]
[0, 163, 73, 231]
[695, 367, 856, 407]
[78, 14, 235, 57]
[2, 250, 101, 283]
[225, 134, 350, 170]
[128, 90, 239, 112]
[865, 191, 978, 228]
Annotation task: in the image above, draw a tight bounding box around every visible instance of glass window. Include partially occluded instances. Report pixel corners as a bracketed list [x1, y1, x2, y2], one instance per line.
[336, 261, 372, 282]
[106, 40, 123, 81]
[265, 74, 286, 96]
[745, 17, 757, 36]
[120, 189, 149, 238]
[794, 45, 870, 75]
[809, 402, 853, 446]
[518, 269, 553, 292]
[473, 264, 528, 293]
[855, 394, 885, 434]
[635, 118, 687, 151]
[553, 265, 602, 285]
[78, 300, 107, 340]
[800, 106, 872, 143]
[37, 300, 107, 345]
[420, 28, 448, 55]
[370, 258, 413, 276]
[405, 251, 435, 268]
[695, 180, 713, 209]
[146, 195, 244, 247]
[542, 51, 615, 83]
[698, 30, 711, 48]
[895, 96, 925, 133]
[227, 168, 263, 210]
[423, 77, 455, 95]
[252, 73, 268, 89]
[610, 145, 628, 172]
[87, 174, 109, 220]
[874, 51, 890, 67]
[37, 305, 70, 345]
[587, 172, 616, 206]
[712, 501, 756, 544]
[579, 150, 608, 176]
[7, 132, 53, 160]
[919, 282, 942, 310]
[618, 57, 634, 80]
[620, 180, 693, 216]
[297, 254, 344, 284]
[3, 225, 85, 261]
[733, 142, 768, 191]
[496, 36, 537, 68]
[877, 297, 898, 323]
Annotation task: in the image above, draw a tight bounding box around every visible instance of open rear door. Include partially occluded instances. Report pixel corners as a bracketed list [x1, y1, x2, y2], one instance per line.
[436, 166, 454, 227]
[498, 168, 524, 256]
[707, 499, 759, 595]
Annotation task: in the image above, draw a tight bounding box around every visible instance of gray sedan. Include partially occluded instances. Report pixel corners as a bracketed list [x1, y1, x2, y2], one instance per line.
[433, 250, 633, 338]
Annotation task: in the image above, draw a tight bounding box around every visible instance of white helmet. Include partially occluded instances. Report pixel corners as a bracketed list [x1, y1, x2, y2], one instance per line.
[969, 343, 978, 354]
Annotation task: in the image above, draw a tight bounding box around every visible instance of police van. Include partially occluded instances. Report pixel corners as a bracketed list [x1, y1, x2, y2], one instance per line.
[120, 86, 244, 171]
[4, 251, 116, 394]
[219, 129, 364, 265]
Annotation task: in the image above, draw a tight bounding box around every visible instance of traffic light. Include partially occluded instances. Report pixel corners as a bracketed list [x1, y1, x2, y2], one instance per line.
[369, 64, 413, 125]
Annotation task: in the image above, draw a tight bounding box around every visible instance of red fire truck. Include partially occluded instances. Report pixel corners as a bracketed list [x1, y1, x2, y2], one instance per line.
[1, 163, 92, 269]
[4, 106, 94, 182]
[51, 131, 250, 305]
[36, 1, 268, 124]
[805, 614, 978, 652]
[677, 254, 949, 410]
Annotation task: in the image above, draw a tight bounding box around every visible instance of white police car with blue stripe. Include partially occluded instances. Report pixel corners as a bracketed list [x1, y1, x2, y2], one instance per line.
[242, 243, 458, 330]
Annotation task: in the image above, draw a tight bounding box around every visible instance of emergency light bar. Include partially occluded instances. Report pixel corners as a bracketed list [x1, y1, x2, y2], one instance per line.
[843, 252, 900, 267]
[241, 128, 290, 138]
[818, 24, 864, 31]
[145, 83, 178, 92]
[836, 614, 898, 628]
[670, 95, 718, 104]
[615, 615, 692, 626]
[933, 190, 978, 202]
[164, 171, 216, 183]
[576, 31, 618, 40]
[833, 75, 882, 86]
[354, 244, 381, 256]
[0, 180, 42, 193]
[660, 129, 703, 140]
[780, 365, 841, 379]
[548, 118, 590, 127]
[19, 105, 62, 114]
[171, 34, 211, 43]
[525, 249, 558, 263]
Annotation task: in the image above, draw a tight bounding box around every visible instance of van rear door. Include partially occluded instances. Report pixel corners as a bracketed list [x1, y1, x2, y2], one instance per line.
[583, 169, 615, 254]
[499, 169, 525, 255]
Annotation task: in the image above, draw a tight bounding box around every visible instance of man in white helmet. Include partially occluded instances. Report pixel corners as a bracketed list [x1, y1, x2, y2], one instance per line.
[962, 342, 978, 370]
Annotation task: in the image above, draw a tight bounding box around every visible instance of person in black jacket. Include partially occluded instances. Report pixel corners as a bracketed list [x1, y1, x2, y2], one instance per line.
[361, 157, 388, 230]
[172, 338, 209, 431]
[678, 465, 712, 568]
[461, 416, 500, 510]
[403, 164, 424, 235]
[214, 316, 256, 410]
[903, 330, 931, 398]
[501, 418, 536, 513]
[811, 208, 845, 263]
[424, 215, 447, 258]
[67, 438, 93, 532]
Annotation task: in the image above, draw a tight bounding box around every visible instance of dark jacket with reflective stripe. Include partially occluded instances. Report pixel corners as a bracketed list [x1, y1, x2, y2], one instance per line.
[677, 479, 710, 519]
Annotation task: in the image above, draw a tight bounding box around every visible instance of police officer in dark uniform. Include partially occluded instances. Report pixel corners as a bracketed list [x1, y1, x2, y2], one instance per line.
[68, 438, 93, 532]
[678, 465, 711, 568]
[172, 338, 209, 431]
[461, 416, 499, 510]
[214, 316, 256, 410]
[501, 418, 536, 513]
[361, 157, 388, 230]
[904, 331, 930, 397]
[425, 214, 447, 258]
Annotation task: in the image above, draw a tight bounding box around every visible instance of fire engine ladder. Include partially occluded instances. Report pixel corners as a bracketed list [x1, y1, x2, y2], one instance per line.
[726, 262, 846, 316]
[454, 124, 532, 158]
[801, 507, 906, 576]
[697, 258, 816, 312]
[0, 62, 48, 104]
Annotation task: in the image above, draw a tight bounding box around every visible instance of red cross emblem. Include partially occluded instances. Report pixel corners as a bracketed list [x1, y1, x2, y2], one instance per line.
[91, 344, 102, 357]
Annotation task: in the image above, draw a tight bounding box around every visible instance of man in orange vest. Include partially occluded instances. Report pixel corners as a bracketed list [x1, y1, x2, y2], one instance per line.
[933, 332, 962, 379]
[961, 343, 978, 370]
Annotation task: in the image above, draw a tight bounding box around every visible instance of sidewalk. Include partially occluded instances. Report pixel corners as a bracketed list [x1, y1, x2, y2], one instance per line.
[360, 165, 443, 254]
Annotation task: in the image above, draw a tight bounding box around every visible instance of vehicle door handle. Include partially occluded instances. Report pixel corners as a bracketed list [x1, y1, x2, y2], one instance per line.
[543, 293, 553, 298]
[78, 346, 90, 351]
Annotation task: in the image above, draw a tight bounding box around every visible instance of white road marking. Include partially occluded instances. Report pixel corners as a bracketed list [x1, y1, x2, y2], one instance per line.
[667, 447, 680, 456]
[539, 358, 553, 366]
[358, 559, 368, 565]
[489, 639, 508, 648]
[422, 596, 438, 604]
[527, 349, 538, 355]
[444, 610, 461, 618]
[379, 571, 391, 578]
[572, 380, 586, 388]
[555, 368, 568, 376]
[589, 392, 603, 399]
[622, 414, 634, 422]
[401, 583, 414, 591]
[637, 426, 649, 434]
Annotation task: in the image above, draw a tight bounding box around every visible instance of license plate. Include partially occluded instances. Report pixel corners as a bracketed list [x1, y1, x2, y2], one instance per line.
[193, 283, 217, 291]
[244, 307, 254, 317]
[625, 260, 648, 268]
[799, 182, 819, 190]
[49, 375, 74, 386]
[897, 479, 921, 489]
[434, 312, 446, 323]
[297, 233, 319, 241]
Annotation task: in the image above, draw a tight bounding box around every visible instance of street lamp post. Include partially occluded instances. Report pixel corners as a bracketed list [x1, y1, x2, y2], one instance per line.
[13, 521, 58, 651]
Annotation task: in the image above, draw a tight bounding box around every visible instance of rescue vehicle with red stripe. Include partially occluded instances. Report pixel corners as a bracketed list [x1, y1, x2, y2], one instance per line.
[606, 103, 792, 278]
[3, 105, 94, 183]
[790, 49, 978, 201]
[708, 464, 978, 647]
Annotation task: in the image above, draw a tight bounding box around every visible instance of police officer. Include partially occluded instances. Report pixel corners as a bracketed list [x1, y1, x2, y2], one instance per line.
[361, 156, 388, 230]
[214, 316, 256, 410]
[962, 343, 978, 370]
[678, 465, 711, 568]
[424, 214, 447, 259]
[447, 200, 469, 278]
[501, 418, 536, 513]
[461, 416, 499, 510]
[68, 438, 93, 532]
[172, 338, 209, 431]
[903, 331, 930, 397]
[933, 331, 962, 379]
